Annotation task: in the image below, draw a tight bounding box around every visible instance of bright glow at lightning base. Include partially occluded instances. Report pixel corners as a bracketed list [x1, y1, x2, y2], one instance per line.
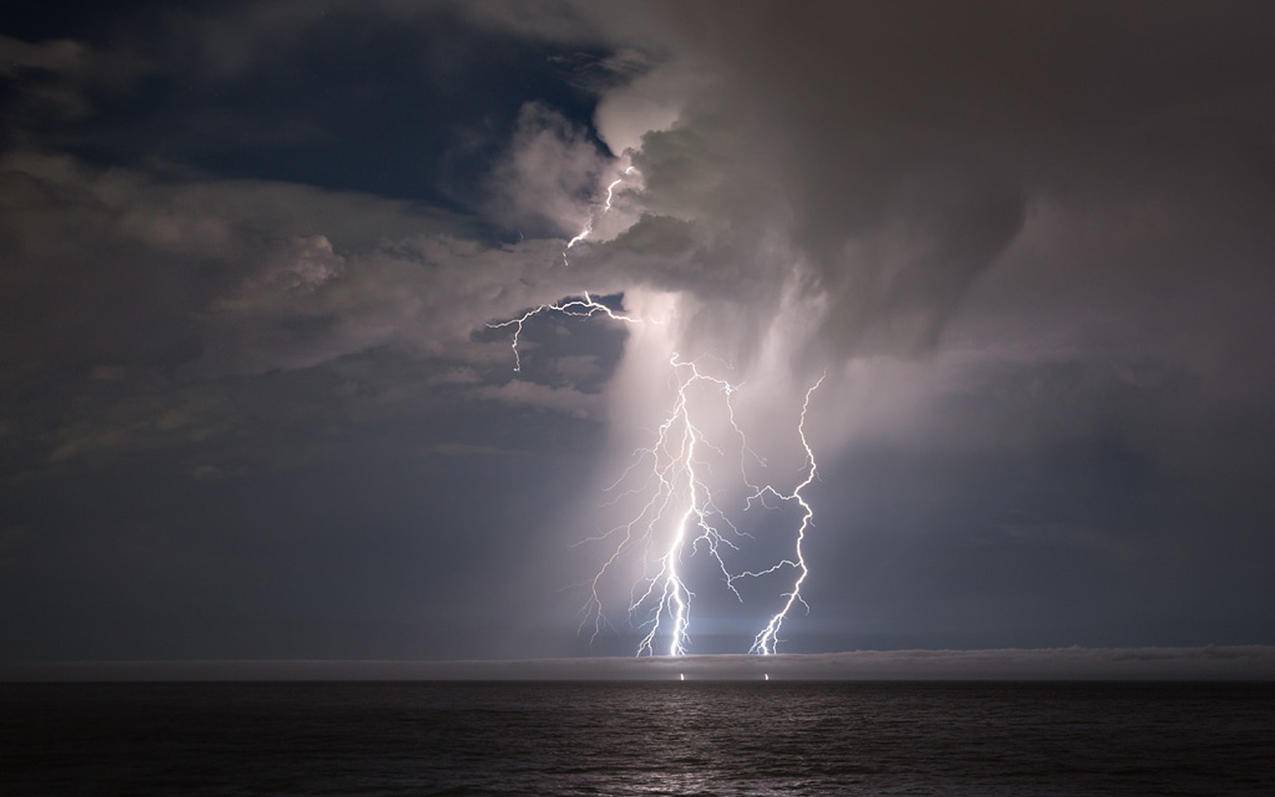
[489, 166, 825, 658]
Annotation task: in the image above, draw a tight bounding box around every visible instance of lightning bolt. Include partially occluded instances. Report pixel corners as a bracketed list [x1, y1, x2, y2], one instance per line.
[746, 373, 826, 655]
[561, 166, 634, 267]
[485, 292, 637, 373]
[607, 354, 752, 657]
[488, 164, 827, 658]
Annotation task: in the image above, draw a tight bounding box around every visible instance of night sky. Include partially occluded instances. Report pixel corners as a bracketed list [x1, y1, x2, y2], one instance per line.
[3, 1, 1275, 665]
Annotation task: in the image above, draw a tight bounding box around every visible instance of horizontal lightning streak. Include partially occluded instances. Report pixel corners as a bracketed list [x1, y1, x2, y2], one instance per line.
[485, 293, 637, 372]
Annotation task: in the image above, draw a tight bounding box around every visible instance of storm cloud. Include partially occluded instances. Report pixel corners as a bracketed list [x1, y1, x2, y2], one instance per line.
[2, 1, 1274, 664]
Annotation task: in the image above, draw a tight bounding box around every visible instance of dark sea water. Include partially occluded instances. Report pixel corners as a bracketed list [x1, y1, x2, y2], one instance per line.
[2, 681, 1273, 795]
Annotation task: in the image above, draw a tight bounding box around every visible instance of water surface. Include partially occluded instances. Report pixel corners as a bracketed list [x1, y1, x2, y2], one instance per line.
[2, 681, 1272, 795]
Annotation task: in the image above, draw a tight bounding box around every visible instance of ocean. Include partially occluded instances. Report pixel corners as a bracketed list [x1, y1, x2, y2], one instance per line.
[2, 681, 1273, 795]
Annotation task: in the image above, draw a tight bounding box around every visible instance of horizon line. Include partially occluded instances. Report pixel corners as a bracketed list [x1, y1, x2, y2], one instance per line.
[5, 645, 1275, 682]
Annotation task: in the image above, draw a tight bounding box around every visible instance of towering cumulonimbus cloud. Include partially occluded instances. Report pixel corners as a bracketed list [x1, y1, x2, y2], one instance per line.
[476, 0, 1275, 370]
[472, 0, 1275, 654]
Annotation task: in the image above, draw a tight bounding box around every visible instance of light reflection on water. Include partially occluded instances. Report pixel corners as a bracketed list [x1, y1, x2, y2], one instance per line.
[2, 681, 1274, 795]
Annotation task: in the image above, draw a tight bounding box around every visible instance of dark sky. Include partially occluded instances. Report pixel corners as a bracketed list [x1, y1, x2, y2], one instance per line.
[3, 1, 1275, 663]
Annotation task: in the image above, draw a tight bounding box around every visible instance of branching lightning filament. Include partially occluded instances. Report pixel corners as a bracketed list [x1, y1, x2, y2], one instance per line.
[486, 292, 637, 372]
[585, 353, 751, 657]
[746, 373, 826, 655]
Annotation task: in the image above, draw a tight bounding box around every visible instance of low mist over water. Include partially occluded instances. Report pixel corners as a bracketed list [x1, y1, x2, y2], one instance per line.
[8, 646, 1275, 682]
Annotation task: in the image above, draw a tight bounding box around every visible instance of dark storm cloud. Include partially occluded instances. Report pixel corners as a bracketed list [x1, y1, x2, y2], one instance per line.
[580, 0, 1275, 360]
[19, 1, 1271, 380]
[1, 1, 605, 207]
[2, 1, 1275, 662]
